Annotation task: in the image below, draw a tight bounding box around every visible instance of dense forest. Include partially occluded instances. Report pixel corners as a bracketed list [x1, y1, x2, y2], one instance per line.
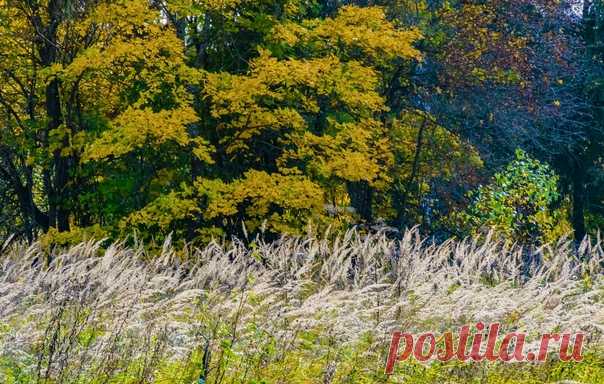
[1, 2, 604, 382]
[1, 0, 604, 246]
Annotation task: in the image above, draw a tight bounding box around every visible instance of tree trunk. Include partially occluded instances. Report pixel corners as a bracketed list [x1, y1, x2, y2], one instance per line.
[38, 0, 70, 232]
[0, 149, 49, 237]
[46, 79, 70, 232]
[394, 116, 428, 228]
[347, 181, 373, 223]
[571, 166, 586, 241]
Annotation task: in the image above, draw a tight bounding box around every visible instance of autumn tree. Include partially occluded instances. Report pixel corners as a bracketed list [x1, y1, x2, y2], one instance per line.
[553, 0, 604, 239]
[0, 0, 211, 240]
[376, 0, 593, 239]
[1, 0, 599, 245]
[126, 5, 428, 240]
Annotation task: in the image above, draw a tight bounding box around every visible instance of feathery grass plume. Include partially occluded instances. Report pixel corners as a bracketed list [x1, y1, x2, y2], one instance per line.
[0, 229, 602, 383]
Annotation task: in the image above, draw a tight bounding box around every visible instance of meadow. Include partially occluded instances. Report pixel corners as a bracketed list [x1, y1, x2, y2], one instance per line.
[0, 229, 602, 383]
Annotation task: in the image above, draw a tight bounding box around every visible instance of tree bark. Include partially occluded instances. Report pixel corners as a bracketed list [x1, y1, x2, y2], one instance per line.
[0, 149, 49, 236]
[571, 165, 586, 241]
[347, 181, 373, 223]
[38, 0, 70, 232]
[394, 115, 428, 228]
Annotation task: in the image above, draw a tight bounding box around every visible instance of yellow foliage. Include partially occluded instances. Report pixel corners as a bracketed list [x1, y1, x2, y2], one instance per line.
[203, 51, 385, 157]
[271, 5, 422, 63]
[124, 169, 326, 239]
[39, 225, 109, 251]
[83, 106, 200, 161]
[121, 190, 201, 232]
[43, 0, 216, 164]
[283, 118, 393, 187]
[196, 171, 325, 234]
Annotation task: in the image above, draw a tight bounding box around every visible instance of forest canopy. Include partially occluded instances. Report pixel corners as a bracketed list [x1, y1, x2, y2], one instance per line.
[1, 0, 604, 245]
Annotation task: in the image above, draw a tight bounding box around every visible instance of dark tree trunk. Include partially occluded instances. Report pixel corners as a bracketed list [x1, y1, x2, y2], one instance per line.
[571, 166, 586, 241]
[0, 149, 49, 237]
[394, 116, 428, 228]
[38, 0, 70, 232]
[347, 181, 373, 223]
[46, 79, 70, 232]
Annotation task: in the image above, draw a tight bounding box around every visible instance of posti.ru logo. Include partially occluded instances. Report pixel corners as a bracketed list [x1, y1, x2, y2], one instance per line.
[385, 322, 585, 374]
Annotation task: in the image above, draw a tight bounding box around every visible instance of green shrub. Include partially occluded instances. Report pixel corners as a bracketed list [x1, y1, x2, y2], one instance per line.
[460, 149, 571, 244]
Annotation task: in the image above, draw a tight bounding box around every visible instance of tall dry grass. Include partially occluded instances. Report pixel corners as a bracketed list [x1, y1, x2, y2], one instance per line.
[0, 229, 602, 383]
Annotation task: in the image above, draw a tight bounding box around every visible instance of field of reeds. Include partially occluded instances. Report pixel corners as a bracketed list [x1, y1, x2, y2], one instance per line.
[0, 229, 603, 383]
